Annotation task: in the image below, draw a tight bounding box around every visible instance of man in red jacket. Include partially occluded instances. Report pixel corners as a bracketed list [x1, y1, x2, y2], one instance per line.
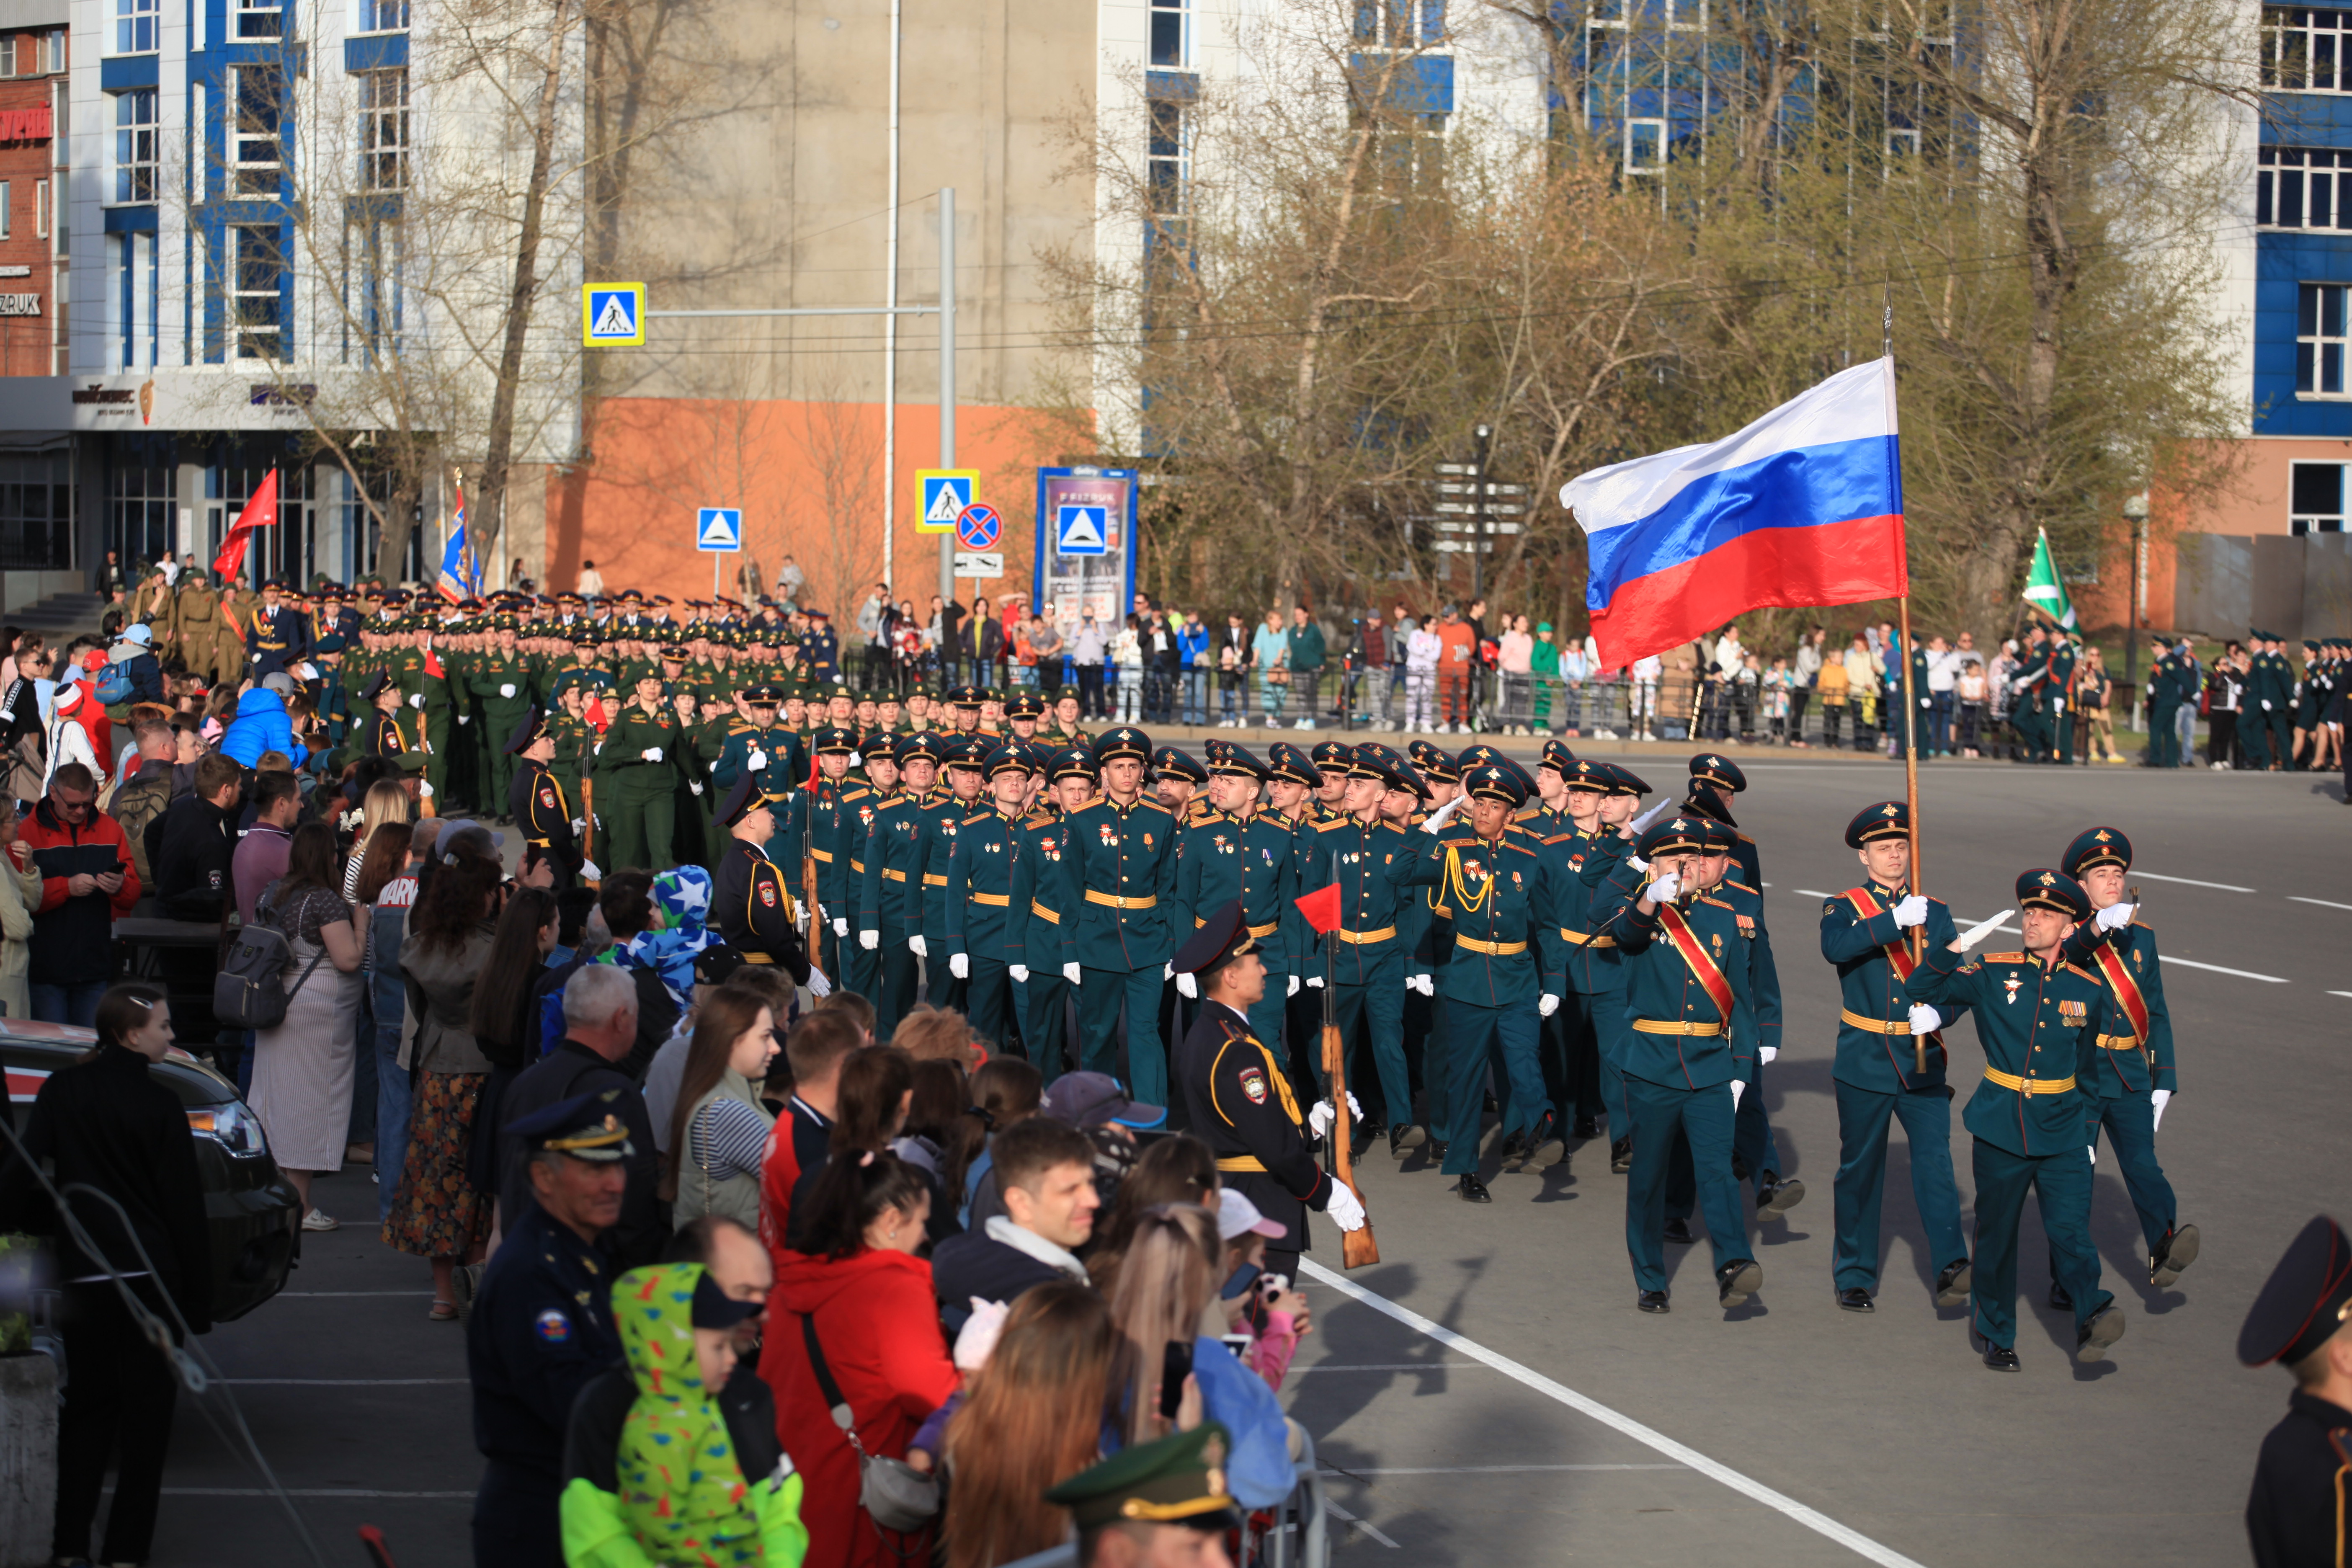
[1435, 608, 1477, 734]
[21, 762, 141, 1025]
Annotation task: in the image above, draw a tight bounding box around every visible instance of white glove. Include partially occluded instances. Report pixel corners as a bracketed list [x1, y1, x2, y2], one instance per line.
[806, 968, 832, 998]
[2151, 1087, 2171, 1131]
[1954, 910, 2013, 952]
[833, 917, 849, 938]
[500, 683, 516, 698]
[948, 952, 968, 980]
[748, 750, 769, 772]
[1287, 974, 1301, 997]
[642, 747, 663, 763]
[1892, 895, 1929, 928]
[859, 929, 879, 950]
[1759, 1044, 1779, 1065]
[1347, 1091, 1363, 1120]
[1324, 1182, 1366, 1233]
[1539, 993, 1560, 1017]
[457, 713, 471, 725]
[1163, 962, 1174, 981]
[2088, 1144, 2097, 1167]
[1064, 962, 1082, 985]
[1409, 973, 1433, 996]
[410, 692, 425, 708]
[1730, 1079, 1746, 1110]
[2094, 901, 2135, 933]
[1009, 964, 1029, 983]
[1309, 1101, 1336, 1138]
[580, 858, 603, 880]
[570, 818, 585, 834]
[418, 781, 435, 799]
[1176, 970, 1197, 999]
[2262, 699, 2273, 711]
[952, 1298, 1010, 1372]
[689, 781, 704, 796]
[593, 743, 603, 756]
[1305, 975, 1324, 989]
[908, 934, 928, 958]
[1643, 873, 1681, 905]
[1626, 855, 1650, 874]
[1908, 1004, 1942, 1035]
[1921, 696, 1932, 708]
[1419, 794, 1466, 834]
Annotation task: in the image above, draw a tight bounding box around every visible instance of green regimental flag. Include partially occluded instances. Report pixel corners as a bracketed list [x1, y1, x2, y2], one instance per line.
[2022, 526, 2076, 630]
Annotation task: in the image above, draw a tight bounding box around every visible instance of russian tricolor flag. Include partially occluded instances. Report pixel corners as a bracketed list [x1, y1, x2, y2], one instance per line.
[1562, 357, 1908, 668]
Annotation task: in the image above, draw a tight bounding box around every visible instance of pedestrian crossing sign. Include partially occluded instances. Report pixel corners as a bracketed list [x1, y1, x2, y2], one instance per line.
[582, 282, 646, 346]
[1056, 504, 1109, 555]
[917, 470, 978, 534]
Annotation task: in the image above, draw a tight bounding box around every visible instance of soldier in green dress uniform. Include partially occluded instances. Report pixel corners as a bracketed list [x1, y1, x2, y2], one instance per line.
[855, 733, 935, 1037]
[942, 744, 1033, 1052]
[595, 673, 686, 871]
[2237, 1215, 2352, 1567]
[472, 617, 536, 820]
[1054, 727, 1182, 1104]
[1905, 868, 2122, 1369]
[1007, 746, 1093, 1079]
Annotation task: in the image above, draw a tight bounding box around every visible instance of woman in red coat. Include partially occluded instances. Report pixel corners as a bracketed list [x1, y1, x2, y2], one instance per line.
[769, 1153, 960, 1568]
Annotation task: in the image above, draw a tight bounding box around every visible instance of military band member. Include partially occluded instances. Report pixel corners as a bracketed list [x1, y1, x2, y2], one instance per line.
[709, 776, 816, 988]
[2238, 1215, 2352, 1568]
[1606, 815, 1763, 1313]
[1171, 898, 1366, 1281]
[2055, 825, 2198, 1296]
[1057, 727, 1180, 1105]
[1906, 869, 2121, 1370]
[1819, 801, 1972, 1315]
[943, 745, 1032, 1052]
[507, 709, 580, 889]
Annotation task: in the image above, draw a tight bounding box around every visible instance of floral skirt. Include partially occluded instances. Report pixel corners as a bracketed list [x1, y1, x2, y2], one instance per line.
[381, 1070, 490, 1260]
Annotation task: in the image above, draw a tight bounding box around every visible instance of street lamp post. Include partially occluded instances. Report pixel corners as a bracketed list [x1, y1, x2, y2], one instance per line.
[2123, 491, 2149, 727]
[1470, 424, 1492, 601]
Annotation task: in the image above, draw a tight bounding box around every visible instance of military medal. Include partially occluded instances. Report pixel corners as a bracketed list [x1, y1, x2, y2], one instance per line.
[2003, 975, 2022, 1005]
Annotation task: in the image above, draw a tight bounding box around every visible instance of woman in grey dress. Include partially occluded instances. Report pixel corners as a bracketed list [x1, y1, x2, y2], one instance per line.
[248, 821, 363, 1231]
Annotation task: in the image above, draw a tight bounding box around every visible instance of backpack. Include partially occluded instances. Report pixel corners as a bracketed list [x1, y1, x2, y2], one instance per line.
[93, 662, 134, 706]
[214, 887, 328, 1031]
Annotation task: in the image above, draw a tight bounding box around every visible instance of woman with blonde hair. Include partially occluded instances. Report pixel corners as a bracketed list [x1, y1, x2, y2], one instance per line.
[940, 1281, 1117, 1568]
[343, 779, 412, 901]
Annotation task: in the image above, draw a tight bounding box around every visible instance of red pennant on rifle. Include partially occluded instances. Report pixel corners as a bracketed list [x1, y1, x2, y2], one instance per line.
[1293, 882, 1342, 936]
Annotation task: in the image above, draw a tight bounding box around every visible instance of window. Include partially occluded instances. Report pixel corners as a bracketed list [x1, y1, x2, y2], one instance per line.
[232, 66, 286, 197]
[2259, 147, 2352, 229]
[0, 182, 10, 241]
[109, 464, 176, 569]
[34, 179, 47, 239]
[47, 30, 64, 72]
[361, 0, 410, 29]
[113, 89, 157, 204]
[232, 224, 286, 359]
[2298, 283, 2352, 396]
[358, 68, 408, 190]
[2264, 6, 2352, 91]
[115, 0, 158, 55]
[1886, 126, 1921, 157]
[0, 37, 16, 75]
[0, 452, 73, 570]
[1148, 99, 1186, 215]
[346, 211, 402, 357]
[2292, 462, 2347, 532]
[238, 0, 282, 39]
[1150, 0, 1186, 67]
[1627, 117, 1666, 174]
[1353, 0, 1447, 44]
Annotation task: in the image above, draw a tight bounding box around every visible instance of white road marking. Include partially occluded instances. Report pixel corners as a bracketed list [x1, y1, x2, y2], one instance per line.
[2159, 956, 2288, 983]
[1302, 1260, 1929, 1568]
[2329, 991, 2352, 999]
[1323, 1463, 1687, 1475]
[1794, 888, 1836, 898]
[1322, 1497, 1400, 1548]
[2133, 871, 2256, 892]
[1290, 1361, 1489, 1373]
[2290, 896, 2352, 912]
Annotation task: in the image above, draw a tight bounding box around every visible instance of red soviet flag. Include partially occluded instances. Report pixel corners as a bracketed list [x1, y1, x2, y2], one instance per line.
[212, 470, 279, 581]
[1293, 882, 1342, 936]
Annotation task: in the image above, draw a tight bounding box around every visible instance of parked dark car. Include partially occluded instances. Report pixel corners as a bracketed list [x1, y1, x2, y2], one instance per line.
[3, 1020, 299, 1323]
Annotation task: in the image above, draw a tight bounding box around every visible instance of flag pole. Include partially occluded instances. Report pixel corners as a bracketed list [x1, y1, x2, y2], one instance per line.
[1885, 293, 1927, 1075]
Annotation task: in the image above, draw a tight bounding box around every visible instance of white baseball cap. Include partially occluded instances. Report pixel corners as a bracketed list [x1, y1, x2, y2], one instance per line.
[1215, 1189, 1287, 1243]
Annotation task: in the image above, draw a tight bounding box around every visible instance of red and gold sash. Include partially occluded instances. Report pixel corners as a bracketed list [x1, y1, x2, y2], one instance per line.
[2091, 939, 2152, 1043]
[1656, 903, 1738, 1023]
[1844, 886, 1921, 979]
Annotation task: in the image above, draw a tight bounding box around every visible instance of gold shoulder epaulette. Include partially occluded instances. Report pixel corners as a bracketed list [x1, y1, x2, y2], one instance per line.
[1314, 816, 1352, 833]
[1696, 894, 1733, 911]
[1724, 878, 1757, 894]
[1024, 809, 1056, 827]
[2063, 962, 2101, 983]
[1136, 798, 1174, 817]
[1980, 951, 2025, 964]
[1542, 831, 1575, 846]
[1440, 835, 1478, 848]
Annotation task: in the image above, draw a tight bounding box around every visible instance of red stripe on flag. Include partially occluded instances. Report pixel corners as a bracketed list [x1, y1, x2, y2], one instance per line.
[1590, 513, 1908, 669]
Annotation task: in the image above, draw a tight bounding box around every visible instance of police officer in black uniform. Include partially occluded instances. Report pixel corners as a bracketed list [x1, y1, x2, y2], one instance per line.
[506, 708, 578, 889]
[1170, 899, 1366, 1281]
[466, 1090, 631, 1568]
[2241, 1214, 2352, 1567]
[709, 775, 817, 989]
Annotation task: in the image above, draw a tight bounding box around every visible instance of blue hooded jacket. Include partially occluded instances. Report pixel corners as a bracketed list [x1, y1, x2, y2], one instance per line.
[219, 687, 307, 769]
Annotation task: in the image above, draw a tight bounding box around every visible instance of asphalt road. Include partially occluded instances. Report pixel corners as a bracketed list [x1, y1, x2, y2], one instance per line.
[130, 754, 2349, 1568]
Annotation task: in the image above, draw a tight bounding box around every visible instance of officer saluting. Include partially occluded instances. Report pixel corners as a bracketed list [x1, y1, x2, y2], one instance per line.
[506, 708, 580, 888]
[2239, 1215, 2352, 1567]
[467, 1090, 631, 1568]
[1171, 899, 1365, 1281]
[709, 776, 817, 988]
